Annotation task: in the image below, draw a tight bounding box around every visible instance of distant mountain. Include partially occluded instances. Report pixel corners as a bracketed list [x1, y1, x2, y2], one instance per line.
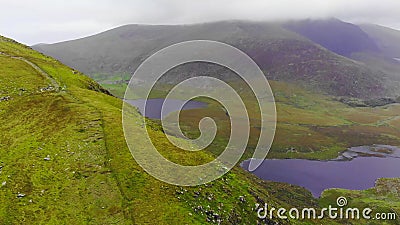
[33, 20, 397, 99]
[360, 24, 400, 59]
[32, 21, 300, 76]
[348, 24, 400, 89]
[284, 18, 380, 57]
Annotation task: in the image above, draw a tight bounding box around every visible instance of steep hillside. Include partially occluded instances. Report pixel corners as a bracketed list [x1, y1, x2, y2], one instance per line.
[360, 24, 400, 59]
[349, 24, 400, 91]
[284, 18, 380, 57]
[283, 20, 400, 98]
[33, 20, 395, 99]
[1, 35, 333, 224]
[2, 34, 400, 224]
[32, 21, 297, 75]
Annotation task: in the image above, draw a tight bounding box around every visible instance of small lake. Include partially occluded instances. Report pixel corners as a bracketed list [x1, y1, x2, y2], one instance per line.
[242, 145, 400, 197]
[125, 98, 207, 119]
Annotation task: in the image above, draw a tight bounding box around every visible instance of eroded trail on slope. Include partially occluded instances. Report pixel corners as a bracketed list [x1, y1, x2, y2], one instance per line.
[0, 51, 59, 89]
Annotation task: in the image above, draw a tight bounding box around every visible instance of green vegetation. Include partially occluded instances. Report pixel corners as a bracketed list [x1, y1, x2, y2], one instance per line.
[320, 178, 400, 224]
[140, 78, 400, 161]
[1, 35, 399, 224]
[88, 73, 130, 98]
[0, 35, 321, 224]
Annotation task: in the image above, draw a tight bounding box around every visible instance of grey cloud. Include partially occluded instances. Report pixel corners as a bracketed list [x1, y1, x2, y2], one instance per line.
[1, 0, 399, 45]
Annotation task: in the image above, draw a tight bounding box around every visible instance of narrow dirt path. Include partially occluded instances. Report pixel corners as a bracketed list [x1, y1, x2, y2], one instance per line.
[0, 51, 60, 89]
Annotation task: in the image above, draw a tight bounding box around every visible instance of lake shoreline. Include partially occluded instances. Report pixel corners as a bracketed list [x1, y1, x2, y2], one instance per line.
[241, 145, 400, 198]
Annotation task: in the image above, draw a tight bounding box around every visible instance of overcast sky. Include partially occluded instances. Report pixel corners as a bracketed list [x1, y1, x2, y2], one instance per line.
[1, 0, 400, 45]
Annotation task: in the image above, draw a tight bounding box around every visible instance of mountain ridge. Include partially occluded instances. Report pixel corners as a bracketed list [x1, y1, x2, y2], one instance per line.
[33, 19, 398, 99]
[284, 18, 380, 57]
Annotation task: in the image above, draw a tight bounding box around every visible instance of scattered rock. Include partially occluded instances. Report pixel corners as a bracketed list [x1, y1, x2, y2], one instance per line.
[337, 96, 400, 107]
[193, 191, 200, 198]
[0, 96, 11, 102]
[175, 190, 184, 195]
[218, 165, 229, 172]
[193, 205, 204, 212]
[40, 86, 55, 92]
[238, 196, 246, 203]
[286, 147, 297, 153]
[1, 181, 6, 186]
[365, 97, 397, 107]
[17, 193, 26, 198]
[375, 178, 400, 196]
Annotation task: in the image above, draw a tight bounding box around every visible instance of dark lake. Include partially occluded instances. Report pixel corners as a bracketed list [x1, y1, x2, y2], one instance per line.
[125, 98, 207, 119]
[242, 145, 400, 197]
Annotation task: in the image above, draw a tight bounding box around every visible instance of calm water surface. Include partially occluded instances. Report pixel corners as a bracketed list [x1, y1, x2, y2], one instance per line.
[242, 145, 400, 197]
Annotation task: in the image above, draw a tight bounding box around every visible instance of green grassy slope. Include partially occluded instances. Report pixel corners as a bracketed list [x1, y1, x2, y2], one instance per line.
[320, 178, 400, 225]
[0, 36, 131, 224]
[2, 35, 399, 224]
[0, 36, 328, 224]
